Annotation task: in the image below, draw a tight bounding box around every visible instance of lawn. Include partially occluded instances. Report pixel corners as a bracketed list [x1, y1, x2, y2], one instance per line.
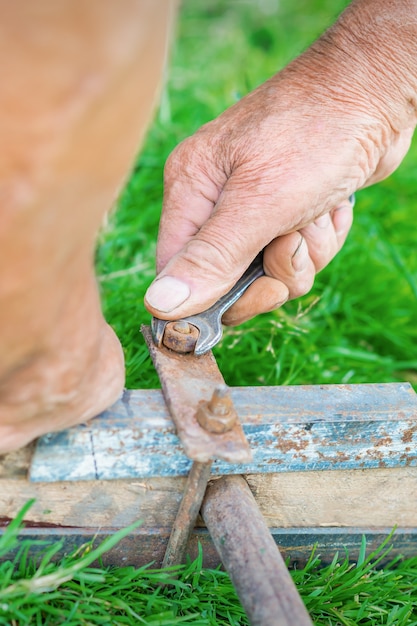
[2, 0, 417, 624]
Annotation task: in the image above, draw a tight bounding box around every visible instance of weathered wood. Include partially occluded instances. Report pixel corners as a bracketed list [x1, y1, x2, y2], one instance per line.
[201, 476, 313, 626]
[245, 469, 417, 527]
[29, 383, 417, 482]
[2, 460, 417, 566]
[2, 526, 417, 569]
[0, 443, 35, 479]
[2, 382, 417, 569]
[1, 468, 417, 529]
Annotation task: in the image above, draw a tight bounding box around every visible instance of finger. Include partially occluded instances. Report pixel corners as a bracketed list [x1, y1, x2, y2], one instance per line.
[262, 197, 353, 300]
[299, 198, 353, 272]
[221, 276, 289, 326]
[145, 213, 265, 319]
[330, 199, 354, 246]
[263, 232, 317, 300]
[145, 178, 279, 319]
[224, 199, 353, 324]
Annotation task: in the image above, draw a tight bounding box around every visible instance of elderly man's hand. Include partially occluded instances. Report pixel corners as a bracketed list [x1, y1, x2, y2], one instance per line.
[145, 0, 416, 324]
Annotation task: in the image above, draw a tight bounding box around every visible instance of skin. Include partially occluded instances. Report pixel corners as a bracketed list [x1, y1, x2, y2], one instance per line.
[1, 0, 417, 453]
[145, 0, 417, 325]
[0, 0, 175, 453]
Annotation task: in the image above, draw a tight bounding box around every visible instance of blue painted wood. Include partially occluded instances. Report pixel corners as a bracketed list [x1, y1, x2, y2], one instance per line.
[30, 383, 417, 482]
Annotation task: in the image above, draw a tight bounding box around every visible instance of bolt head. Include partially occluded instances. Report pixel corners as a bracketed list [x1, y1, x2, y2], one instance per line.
[172, 321, 191, 334]
[163, 321, 199, 353]
[208, 384, 233, 416]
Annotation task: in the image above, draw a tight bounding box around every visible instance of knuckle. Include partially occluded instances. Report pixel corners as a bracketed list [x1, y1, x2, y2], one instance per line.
[181, 237, 237, 286]
[312, 242, 338, 272]
[288, 271, 315, 299]
[163, 142, 188, 183]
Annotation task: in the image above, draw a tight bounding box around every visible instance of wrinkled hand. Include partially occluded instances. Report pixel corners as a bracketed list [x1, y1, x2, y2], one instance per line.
[145, 2, 416, 324]
[221, 199, 354, 325]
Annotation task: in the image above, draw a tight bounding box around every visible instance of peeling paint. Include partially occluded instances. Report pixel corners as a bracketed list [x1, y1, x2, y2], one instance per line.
[30, 382, 417, 482]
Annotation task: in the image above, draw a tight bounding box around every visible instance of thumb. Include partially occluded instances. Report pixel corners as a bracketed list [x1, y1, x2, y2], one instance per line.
[144, 191, 270, 320]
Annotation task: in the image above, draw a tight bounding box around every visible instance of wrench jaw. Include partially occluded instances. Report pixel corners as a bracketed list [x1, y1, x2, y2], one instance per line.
[151, 315, 222, 356]
[150, 253, 265, 355]
[194, 329, 221, 356]
[151, 317, 168, 348]
[184, 315, 223, 356]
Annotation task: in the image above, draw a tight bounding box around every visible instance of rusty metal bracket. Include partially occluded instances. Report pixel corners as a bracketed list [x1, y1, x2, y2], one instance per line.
[142, 324, 252, 567]
[161, 460, 212, 568]
[142, 325, 251, 464]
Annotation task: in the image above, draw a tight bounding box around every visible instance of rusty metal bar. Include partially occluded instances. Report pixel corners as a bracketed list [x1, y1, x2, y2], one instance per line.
[162, 460, 212, 568]
[142, 325, 251, 463]
[143, 323, 251, 566]
[201, 475, 313, 626]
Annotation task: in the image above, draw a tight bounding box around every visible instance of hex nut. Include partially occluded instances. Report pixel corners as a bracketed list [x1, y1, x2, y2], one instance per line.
[196, 385, 237, 433]
[162, 321, 199, 353]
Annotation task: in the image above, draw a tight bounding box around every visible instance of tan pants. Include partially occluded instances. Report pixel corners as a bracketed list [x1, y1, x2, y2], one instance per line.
[0, 1, 175, 451]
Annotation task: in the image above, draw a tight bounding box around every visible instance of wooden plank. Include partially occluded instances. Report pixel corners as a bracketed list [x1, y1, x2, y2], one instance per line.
[2, 459, 417, 566]
[1, 468, 417, 529]
[29, 383, 417, 482]
[245, 469, 417, 527]
[0, 443, 35, 479]
[2, 382, 417, 569]
[2, 526, 416, 569]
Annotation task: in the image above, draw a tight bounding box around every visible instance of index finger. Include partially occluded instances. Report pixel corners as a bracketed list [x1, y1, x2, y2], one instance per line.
[156, 140, 224, 272]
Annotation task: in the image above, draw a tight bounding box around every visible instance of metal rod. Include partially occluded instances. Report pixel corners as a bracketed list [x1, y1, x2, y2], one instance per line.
[201, 475, 313, 626]
[162, 460, 212, 568]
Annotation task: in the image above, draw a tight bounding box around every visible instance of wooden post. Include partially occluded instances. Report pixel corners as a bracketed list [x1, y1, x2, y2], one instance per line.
[201, 475, 313, 626]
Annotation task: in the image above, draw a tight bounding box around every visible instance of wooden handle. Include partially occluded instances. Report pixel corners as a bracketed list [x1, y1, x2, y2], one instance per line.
[201, 475, 313, 626]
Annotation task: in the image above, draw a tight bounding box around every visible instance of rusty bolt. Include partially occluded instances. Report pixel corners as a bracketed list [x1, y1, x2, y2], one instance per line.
[196, 384, 237, 433]
[173, 321, 191, 334]
[162, 321, 199, 354]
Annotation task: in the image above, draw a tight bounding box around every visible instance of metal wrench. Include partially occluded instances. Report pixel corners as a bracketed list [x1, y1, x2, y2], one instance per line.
[152, 193, 355, 355]
[151, 194, 355, 356]
[151, 252, 265, 355]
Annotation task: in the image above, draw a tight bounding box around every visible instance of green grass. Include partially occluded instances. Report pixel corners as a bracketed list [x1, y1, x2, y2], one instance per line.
[1, 505, 417, 625]
[97, 0, 417, 392]
[6, 0, 417, 623]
